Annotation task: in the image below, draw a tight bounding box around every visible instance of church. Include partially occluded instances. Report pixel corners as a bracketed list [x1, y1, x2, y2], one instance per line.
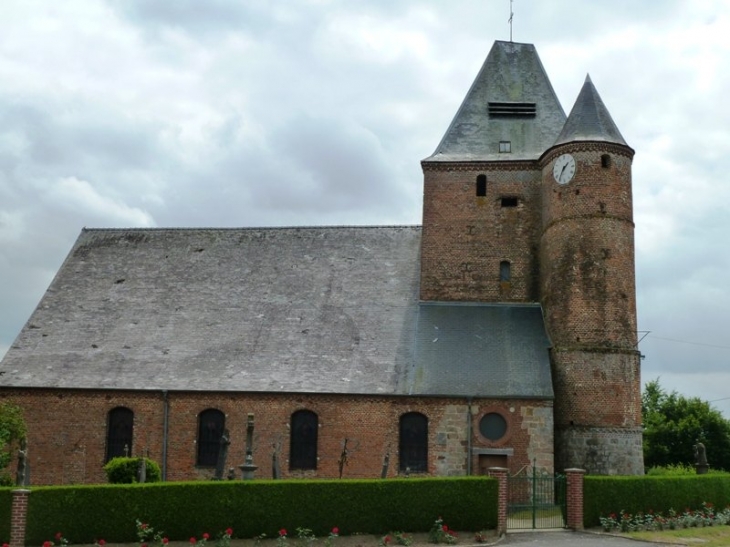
[0, 40, 643, 485]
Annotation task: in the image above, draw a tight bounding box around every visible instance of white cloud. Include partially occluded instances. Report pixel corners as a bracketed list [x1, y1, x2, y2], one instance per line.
[46, 177, 156, 227]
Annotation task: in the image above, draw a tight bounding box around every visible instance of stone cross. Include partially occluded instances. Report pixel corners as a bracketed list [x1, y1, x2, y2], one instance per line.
[239, 413, 258, 480]
[137, 457, 146, 483]
[214, 429, 231, 480]
[272, 442, 281, 480]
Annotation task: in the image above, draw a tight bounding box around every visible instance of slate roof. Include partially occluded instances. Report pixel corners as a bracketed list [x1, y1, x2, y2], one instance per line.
[425, 41, 567, 162]
[1, 227, 553, 399]
[553, 74, 629, 147]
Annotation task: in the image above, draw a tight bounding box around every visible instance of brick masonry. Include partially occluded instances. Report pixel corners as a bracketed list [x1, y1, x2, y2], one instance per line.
[1, 389, 554, 485]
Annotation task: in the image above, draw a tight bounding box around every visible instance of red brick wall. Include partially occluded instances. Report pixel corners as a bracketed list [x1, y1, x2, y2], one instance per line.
[540, 144, 637, 349]
[0, 389, 552, 485]
[420, 161, 542, 303]
[539, 143, 643, 474]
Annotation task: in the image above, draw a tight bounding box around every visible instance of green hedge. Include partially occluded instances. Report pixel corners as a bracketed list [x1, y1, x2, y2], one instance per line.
[103, 457, 162, 484]
[584, 474, 730, 527]
[23, 477, 497, 544]
[0, 488, 12, 541]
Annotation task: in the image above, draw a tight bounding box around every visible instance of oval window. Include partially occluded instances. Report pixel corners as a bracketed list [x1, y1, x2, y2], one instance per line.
[480, 412, 507, 441]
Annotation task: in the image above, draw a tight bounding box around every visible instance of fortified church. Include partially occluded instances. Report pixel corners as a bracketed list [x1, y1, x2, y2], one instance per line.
[0, 40, 644, 484]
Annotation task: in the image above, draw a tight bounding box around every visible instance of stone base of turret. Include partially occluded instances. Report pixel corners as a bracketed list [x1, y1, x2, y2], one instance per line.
[556, 426, 644, 475]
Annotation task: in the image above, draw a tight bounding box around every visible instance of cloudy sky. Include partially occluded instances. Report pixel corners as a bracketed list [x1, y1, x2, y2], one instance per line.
[2, 1, 730, 415]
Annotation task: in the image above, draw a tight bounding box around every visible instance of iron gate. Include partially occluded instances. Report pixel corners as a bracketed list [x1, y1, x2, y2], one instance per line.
[507, 465, 566, 530]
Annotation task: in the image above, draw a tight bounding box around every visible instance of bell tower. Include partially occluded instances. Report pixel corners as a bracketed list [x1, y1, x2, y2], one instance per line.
[540, 76, 643, 474]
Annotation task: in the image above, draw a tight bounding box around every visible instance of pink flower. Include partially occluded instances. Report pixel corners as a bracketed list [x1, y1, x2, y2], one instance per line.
[202, 533, 210, 540]
[279, 529, 287, 537]
[190, 538, 197, 545]
[442, 525, 448, 532]
[332, 528, 339, 535]
[384, 536, 391, 544]
[142, 544, 147, 547]
[141, 524, 149, 530]
[162, 539, 169, 545]
[98, 541, 106, 547]
[44, 542, 53, 547]
[55, 533, 63, 541]
[225, 529, 233, 537]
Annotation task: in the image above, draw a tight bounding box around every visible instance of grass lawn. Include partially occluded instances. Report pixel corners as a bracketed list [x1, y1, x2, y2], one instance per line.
[621, 526, 730, 546]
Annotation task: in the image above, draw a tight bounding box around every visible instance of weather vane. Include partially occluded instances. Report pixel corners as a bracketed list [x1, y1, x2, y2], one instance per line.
[508, 0, 514, 42]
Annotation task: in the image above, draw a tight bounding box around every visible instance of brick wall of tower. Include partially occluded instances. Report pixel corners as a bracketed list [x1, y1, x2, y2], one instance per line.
[540, 143, 643, 474]
[0, 388, 552, 484]
[540, 145, 637, 348]
[420, 162, 543, 302]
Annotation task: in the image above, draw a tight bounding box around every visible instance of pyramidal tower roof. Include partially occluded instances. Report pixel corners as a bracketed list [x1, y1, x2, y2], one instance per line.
[425, 41, 567, 162]
[553, 74, 628, 147]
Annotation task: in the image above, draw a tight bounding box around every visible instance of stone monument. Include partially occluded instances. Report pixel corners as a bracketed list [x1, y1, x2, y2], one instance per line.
[239, 413, 258, 480]
[694, 441, 709, 475]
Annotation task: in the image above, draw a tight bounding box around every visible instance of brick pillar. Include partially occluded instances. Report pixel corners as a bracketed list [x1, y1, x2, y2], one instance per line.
[565, 468, 585, 530]
[488, 467, 508, 536]
[10, 489, 30, 547]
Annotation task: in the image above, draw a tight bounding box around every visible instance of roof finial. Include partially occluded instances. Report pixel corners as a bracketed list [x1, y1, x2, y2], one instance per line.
[508, 0, 514, 42]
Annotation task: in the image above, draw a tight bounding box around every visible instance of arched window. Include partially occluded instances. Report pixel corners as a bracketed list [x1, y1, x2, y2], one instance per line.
[476, 174, 487, 197]
[106, 407, 133, 462]
[601, 154, 611, 168]
[399, 412, 428, 473]
[500, 261, 511, 282]
[197, 409, 226, 467]
[290, 410, 318, 470]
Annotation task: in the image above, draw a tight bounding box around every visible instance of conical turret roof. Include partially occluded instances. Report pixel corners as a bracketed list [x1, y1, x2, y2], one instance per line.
[553, 74, 628, 147]
[425, 41, 567, 162]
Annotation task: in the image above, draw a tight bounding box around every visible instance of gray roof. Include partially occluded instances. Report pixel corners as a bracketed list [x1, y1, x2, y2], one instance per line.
[553, 74, 628, 147]
[409, 302, 553, 398]
[1, 227, 553, 399]
[425, 41, 566, 162]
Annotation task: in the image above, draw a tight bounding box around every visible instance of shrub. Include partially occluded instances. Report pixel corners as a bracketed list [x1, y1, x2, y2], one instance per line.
[103, 457, 162, 484]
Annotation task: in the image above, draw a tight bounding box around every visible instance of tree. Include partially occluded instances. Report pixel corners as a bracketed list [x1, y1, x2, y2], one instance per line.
[0, 402, 27, 484]
[642, 379, 730, 471]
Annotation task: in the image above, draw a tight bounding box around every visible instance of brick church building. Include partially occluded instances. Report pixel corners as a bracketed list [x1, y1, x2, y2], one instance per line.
[0, 40, 643, 485]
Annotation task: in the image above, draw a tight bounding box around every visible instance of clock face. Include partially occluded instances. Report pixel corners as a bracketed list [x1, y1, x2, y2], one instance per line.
[553, 153, 576, 185]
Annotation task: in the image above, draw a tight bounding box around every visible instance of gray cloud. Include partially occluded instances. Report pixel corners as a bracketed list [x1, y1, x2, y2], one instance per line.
[2, 0, 730, 412]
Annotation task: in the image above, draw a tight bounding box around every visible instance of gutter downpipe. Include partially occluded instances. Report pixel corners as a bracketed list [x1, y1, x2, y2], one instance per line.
[466, 397, 473, 475]
[162, 389, 169, 481]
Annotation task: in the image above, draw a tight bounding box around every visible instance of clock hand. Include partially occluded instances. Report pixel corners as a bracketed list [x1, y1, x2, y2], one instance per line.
[559, 163, 568, 178]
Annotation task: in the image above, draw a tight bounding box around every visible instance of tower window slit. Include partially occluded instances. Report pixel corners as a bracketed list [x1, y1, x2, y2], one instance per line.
[500, 261, 511, 282]
[476, 175, 487, 197]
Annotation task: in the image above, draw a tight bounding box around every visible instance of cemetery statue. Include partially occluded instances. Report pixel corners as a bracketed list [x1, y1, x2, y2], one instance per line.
[381, 451, 390, 479]
[694, 441, 709, 474]
[16, 438, 28, 486]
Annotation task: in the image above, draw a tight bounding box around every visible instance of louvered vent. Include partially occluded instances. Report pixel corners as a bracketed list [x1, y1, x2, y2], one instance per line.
[488, 102, 536, 117]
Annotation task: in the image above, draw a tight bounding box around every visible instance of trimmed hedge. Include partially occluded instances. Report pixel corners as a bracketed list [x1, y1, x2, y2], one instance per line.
[23, 477, 497, 544]
[584, 474, 730, 527]
[103, 457, 162, 484]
